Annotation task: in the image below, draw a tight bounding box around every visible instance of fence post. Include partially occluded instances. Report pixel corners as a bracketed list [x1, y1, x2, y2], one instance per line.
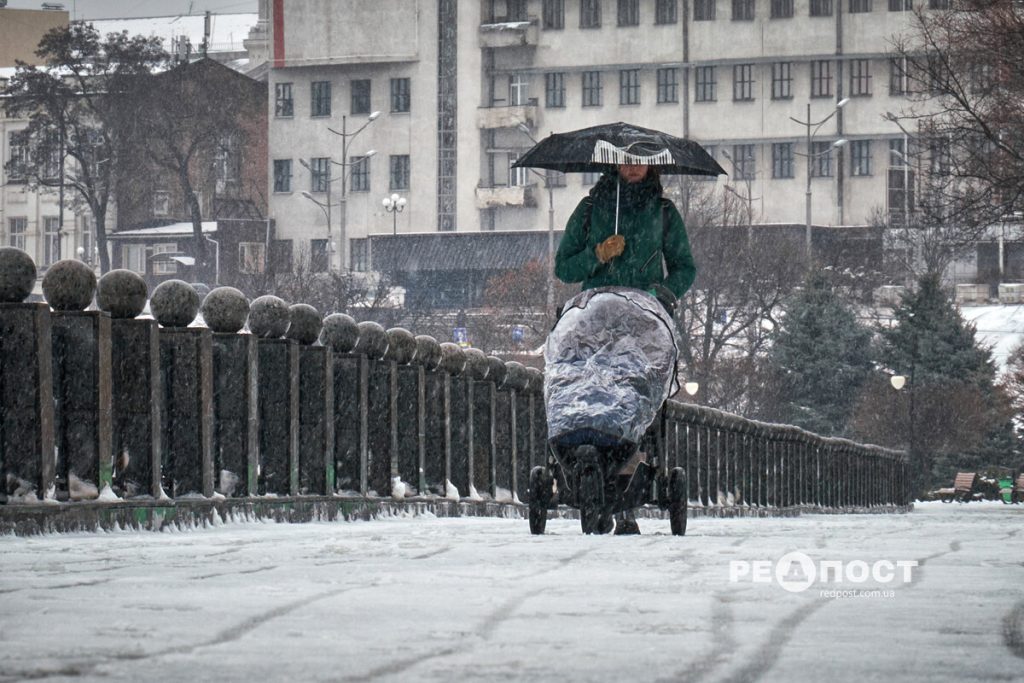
[509, 362, 532, 504]
[500, 361, 529, 504]
[355, 321, 391, 498]
[436, 343, 466, 498]
[414, 335, 442, 496]
[526, 368, 546, 471]
[387, 328, 418, 498]
[290, 305, 332, 496]
[321, 313, 363, 495]
[448, 346, 477, 500]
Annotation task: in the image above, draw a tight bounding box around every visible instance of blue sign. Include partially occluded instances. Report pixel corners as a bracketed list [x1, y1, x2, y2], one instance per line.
[512, 325, 525, 344]
[453, 327, 469, 347]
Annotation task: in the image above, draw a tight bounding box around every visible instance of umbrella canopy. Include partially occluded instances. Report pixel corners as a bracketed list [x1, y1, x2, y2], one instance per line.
[513, 122, 727, 176]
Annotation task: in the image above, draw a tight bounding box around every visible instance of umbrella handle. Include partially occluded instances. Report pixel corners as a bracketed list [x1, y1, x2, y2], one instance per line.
[615, 177, 620, 236]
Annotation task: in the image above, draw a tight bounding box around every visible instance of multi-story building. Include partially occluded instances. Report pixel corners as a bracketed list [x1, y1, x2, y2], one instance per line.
[267, 0, 928, 276]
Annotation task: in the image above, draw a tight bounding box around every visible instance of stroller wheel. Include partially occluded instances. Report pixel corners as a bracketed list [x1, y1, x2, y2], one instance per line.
[669, 467, 688, 537]
[576, 459, 605, 534]
[528, 466, 553, 535]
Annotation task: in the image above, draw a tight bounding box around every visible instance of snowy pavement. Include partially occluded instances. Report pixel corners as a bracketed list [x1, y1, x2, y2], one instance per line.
[1, 503, 1022, 683]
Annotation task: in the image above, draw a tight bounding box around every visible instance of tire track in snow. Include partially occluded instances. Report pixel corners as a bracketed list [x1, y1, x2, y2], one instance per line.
[660, 590, 738, 683]
[190, 564, 277, 581]
[717, 599, 829, 683]
[1003, 600, 1024, 660]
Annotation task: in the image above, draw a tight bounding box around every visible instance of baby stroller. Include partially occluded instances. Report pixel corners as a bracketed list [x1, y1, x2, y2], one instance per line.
[529, 287, 687, 536]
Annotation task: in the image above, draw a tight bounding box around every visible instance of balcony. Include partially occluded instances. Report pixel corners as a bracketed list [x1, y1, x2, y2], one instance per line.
[478, 18, 538, 49]
[475, 184, 537, 209]
[477, 103, 538, 130]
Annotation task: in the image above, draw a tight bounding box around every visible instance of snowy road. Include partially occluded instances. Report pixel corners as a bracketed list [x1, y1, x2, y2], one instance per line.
[1, 504, 1022, 683]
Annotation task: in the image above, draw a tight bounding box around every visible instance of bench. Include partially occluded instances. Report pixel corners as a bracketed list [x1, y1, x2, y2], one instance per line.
[937, 472, 978, 503]
[1013, 475, 1024, 505]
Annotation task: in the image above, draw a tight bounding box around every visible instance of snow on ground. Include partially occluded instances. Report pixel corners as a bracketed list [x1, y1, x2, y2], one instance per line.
[1, 504, 1022, 682]
[961, 304, 1024, 371]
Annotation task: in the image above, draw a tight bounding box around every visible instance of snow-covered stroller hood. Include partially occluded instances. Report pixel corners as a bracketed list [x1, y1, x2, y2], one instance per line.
[544, 287, 680, 446]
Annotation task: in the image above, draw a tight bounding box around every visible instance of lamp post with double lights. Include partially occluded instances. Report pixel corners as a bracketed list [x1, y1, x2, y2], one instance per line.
[382, 193, 407, 235]
[299, 147, 376, 271]
[326, 112, 380, 272]
[790, 98, 849, 256]
[720, 148, 758, 237]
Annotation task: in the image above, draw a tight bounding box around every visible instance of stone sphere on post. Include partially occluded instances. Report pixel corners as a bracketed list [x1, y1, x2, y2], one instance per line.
[200, 286, 250, 334]
[414, 335, 442, 370]
[285, 303, 322, 345]
[385, 327, 417, 364]
[463, 348, 489, 381]
[485, 355, 507, 386]
[320, 313, 360, 353]
[96, 269, 148, 319]
[150, 279, 200, 328]
[438, 342, 466, 375]
[42, 259, 96, 311]
[526, 367, 544, 395]
[0, 247, 38, 303]
[353, 321, 389, 359]
[190, 282, 211, 298]
[503, 361, 530, 391]
[247, 295, 290, 338]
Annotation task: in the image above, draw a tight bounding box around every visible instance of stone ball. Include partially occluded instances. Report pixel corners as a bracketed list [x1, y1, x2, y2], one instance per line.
[42, 259, 96, 311]
[485, 356, 507, 386]
[463, 348, 489, 381]
[286, 303, 322, 345]
[526, 367, 545, 395]
[96, 269, 148, 319]
[503, 361, 530, 391]
[150, 279, 199, 328]
[353, 321, 389, 359]
[247, 295, 290, 338]
[200, 287, 249, 334]
[190, 282, 211, 298]
[0, 247, 37, 303]
[320, 313, 360, 353]
[414, 335, 442, 371]
[385, 328, 417, 364]
[438, 343, 466, 375]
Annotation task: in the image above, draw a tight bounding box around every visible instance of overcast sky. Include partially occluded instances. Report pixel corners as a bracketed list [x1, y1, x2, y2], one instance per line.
[5, 0, 257, 20]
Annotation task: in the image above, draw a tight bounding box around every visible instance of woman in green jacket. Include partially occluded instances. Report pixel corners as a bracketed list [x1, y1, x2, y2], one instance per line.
[554, 164, 696, 308]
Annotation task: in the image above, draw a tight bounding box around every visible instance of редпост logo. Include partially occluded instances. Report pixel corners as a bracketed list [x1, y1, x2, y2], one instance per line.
[729, 551, 918, 593]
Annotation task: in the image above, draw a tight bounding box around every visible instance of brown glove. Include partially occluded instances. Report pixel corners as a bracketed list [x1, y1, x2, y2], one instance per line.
[595, 235, 625, 264]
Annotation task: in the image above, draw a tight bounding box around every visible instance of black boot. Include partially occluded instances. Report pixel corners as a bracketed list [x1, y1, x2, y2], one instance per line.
[614, 510, 640, 535]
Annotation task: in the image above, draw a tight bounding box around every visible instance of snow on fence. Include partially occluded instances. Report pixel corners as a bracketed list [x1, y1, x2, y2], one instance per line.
[0, 251, 908, 517]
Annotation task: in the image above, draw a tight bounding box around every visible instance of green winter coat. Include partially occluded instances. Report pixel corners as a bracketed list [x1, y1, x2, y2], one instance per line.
[554, 171, 697, 298]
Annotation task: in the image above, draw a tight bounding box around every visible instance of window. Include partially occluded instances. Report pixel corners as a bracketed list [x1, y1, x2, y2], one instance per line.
[888, 0, 911, 9]
[811, 141, 834, 177]
[309, 239, 328, 273]
[928, 0, 949, 7]
[507, 0, 528, 20]
[695, 66, 717, 102]
[545, 73, 566, 108]
[771, 0, 793, 17]
[350, 155, 370, 192]
[969, 62, 993, 94]
[620, 69, 640, 105]
[929, 137, 951, 175]
[809, 0, 833, 15]
[890, 57, 909, 95]
[509, 73, 530, 106]
[42, 217, 59, 266]
[732, 0, 755, 20]
[350, 238, 368, 272]
[811, 60, 833, 97]
[733, 144, 756, 180]
[121, 244, 146, 274]
[851, 140, 873, 176]
[656, 0, 679, 22]
[214, 135, 240, 189]
[580, 0, 601, 27]
[543, 0, 565, 28]
[772, 143, 794, 178]
[618, 0, 639, 25]
[694, 0, 716, 19]
[7, 132, 27, 183]
[848, 0, 871, 12]
[311, 80, 331, 117]
[582, 171, 601, 185]
[582, 71, 603, 107]
[546, 169, 567, 187]
[273, 159, 292, 193]
[733, 64, 755, 101]
[508, 153, 529, 186]
[41, 132, 60, 180]
[657, 68, 678, 103]
[390, 78, 410, 113]
[889, 138, 909, 166]
[152, 243, 178, 275]
[850, 59, 872, 96]
[153, 190, 170, 216]
[771, 62, 793, 99]
[274, 82, 293, 117]
[310, 157, 330, 193]
[389, 155, 410, 190]
[239, 242, 266, 274]
[351, 79, 371, 114]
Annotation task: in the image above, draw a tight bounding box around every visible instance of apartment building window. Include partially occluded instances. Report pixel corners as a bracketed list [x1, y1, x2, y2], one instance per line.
[546, 169, 567, 187]
[121, 244, 145, 274]
[695, 66, 717, 102]
[310, 239, 328, 273]
[509, 73, 531, 106]
[390, 78, 410, 113]
[733, 144, 756, 180]
[543, 0, 565, 28]
[809, 0, 833, 15]
[350, 155, 370, 192]
[889, 138, 909, 165]
[350, 238, 368, 272]
[771, 143, 794, 178]
[618, 0, 639, 25]
[732, 0, 755, 20]
[850, 59, 872, 96]
[310, 81, 331, 117]
[969, 62, 993, 94]
[274, 160, 292, 193]
[848, 0, 871, 12]
[580, 0, 601, 27]
[851, 140, 873, 176]
[929, 137, 951, 175]
[507, 0, 528, 20]
[771, 0, 793, 18]
[274, 82, 294, 117]
[389, 155, 410, 190]
[239, 242, 266, 274]
[811, 60, 833, 97]
[7, 217, 26, 251]
[657, 68, 679, 103]
[310, 157, 330, 192]
[7, 132, 27, 183]
[811, 141, 833, 177]
[42, 217, 60, 266]
[41, 133, 60, 180]
[890, 57, 909, 95]
[508, 154, 530, 186]
[656, 0, 679, 22]
[582, 71, 603, 107]
[545, 72, 566, 107]
[694, 0, 716, 19]
[888, 0, 911, 9]
[153, 190, 170, 216]
[733, 64, 755, 101]
[351, 79, 371, 115]
[620, 69, 640, 105]
[771, 63, 793, 99]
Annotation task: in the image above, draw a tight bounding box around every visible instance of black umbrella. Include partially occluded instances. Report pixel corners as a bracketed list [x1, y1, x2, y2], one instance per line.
[512, 122, 726, 176]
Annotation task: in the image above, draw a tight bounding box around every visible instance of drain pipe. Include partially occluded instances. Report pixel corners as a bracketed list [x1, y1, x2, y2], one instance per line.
[206, 237, 220, 285]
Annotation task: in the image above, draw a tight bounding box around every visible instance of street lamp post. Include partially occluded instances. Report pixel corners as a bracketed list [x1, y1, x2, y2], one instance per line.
[382, 193, 407, 235]
[517, 123, 556, 316]
[720, 148, 758, 240]
[324, 112, 380, 272]
[299, 147, 376, 271]
[790, 98, 849, 257]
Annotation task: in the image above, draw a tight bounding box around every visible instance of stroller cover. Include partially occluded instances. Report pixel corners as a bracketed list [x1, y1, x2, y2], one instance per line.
[544, 287, 680, 446]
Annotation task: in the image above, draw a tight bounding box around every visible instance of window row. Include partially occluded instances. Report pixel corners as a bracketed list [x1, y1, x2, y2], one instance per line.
[541, 0, 679, 29]
[273, 155, 411, 193]
[540, 68, 681, 108]
[274, 78, 411, 118]
[5, 216, 63, 266]
[690, 0, 947, 20]
[693, 58, 904, 103]
[712, 139, 932, 180]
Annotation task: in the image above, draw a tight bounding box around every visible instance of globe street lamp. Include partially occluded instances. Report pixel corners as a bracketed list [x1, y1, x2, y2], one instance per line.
[684, 381, 699, 397]
[382, 193, 407, 235]
[790, 98, 849, 256]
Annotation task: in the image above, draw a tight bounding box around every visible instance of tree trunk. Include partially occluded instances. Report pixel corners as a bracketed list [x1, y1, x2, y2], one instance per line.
[93, 203, 111, 273]
[178, 167, 209, 281]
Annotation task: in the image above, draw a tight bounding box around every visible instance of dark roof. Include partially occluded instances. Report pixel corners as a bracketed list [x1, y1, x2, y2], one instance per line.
[370, 230, 565, 272]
